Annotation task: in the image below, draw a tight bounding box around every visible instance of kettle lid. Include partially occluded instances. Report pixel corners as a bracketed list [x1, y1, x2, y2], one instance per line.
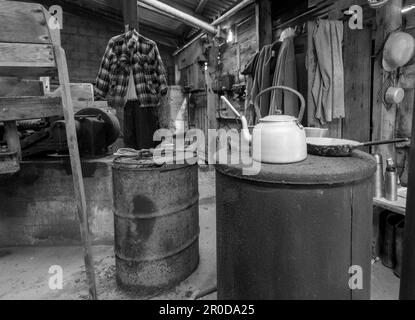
[259, 115, 297, 122]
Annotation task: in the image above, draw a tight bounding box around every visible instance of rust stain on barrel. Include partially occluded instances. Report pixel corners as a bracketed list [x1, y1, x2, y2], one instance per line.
[112, 159, 200, 295]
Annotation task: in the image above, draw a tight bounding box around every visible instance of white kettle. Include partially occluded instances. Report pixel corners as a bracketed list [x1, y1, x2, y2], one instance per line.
[238, 86, 307, 164]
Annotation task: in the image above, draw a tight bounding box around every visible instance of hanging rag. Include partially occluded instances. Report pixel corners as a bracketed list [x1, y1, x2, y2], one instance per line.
[251, 44, 274, 119]
[311, 20, 345, 124]
[269, 29, 299, 117]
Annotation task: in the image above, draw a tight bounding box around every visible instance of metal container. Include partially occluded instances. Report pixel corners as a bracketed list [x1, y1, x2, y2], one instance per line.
[373, 154, 384, 198]
[385, 158, 398, 201]
[112, 158, 199, 294]
[216, 151, 376, 300]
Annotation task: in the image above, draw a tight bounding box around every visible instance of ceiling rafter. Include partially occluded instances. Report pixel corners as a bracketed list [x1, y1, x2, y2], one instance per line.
[195, 0, 210, 14]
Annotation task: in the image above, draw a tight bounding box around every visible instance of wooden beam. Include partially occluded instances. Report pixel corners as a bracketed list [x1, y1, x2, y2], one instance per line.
[195, 0, 209, 14]
[0, 43, 56, 77]
[0, 78, 44, 97]
[343, 26, 372, 146]
[255, 0, 272, 48]
[0, 98, 110, 121]
[0, 97, 62, 121]
[54, 45, 97, 300]
[372, 0, 403, 164]
[0, 1, 51, 44]
[206, 37, 218, 163]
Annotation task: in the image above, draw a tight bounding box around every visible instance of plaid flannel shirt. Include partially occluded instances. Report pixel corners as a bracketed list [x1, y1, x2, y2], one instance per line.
[94, 30, 168, 108]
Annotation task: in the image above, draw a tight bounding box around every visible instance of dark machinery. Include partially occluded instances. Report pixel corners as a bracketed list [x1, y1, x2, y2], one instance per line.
[3, 108, 120, 158]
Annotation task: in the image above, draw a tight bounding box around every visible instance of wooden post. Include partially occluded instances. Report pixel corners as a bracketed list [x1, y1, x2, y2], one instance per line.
[255, 0, 272, 48]
[400, 85, 415, 299]
[371, 0, 402, 164]
[206, 37, 218, 164]
[122, 0, 139, 31]
[54, 46, 97, 300]
[343, 26, 372, 146]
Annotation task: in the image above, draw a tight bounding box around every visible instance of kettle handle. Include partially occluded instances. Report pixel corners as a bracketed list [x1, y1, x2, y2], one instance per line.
[253, 86, 306, 122]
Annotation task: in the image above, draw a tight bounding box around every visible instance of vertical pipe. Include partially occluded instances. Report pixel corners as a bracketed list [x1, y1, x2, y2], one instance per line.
[399, 95, 415, 299]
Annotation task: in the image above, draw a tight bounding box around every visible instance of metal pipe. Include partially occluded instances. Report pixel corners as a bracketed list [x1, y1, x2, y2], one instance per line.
[221, 95, 241, 118]
[212, 0, 255, 26]
[173, 32, 205, 56]
[173, 0, 255, 56]
[138, 0, 217, 34]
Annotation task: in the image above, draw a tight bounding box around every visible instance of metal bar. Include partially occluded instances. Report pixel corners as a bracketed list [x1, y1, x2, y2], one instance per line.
[212, 0, 255, 26]
[173, 0, 255, 56]
[221, 96, 241, 118]
[272, 2, 333, 31]
[173, 32, 204, 56]
[399, 88, 415, 299]
[137, 0, 216, 34]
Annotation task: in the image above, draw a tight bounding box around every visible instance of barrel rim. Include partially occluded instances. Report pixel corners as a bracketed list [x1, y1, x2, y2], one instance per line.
[112, 160, 198, 172]
[215, 150, 377, 186]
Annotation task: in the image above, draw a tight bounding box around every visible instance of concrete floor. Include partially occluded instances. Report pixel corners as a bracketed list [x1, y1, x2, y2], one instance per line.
[0, 167, 400, 300]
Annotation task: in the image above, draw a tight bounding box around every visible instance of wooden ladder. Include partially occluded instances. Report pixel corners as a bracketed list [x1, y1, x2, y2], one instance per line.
[0, 1, 97, 299]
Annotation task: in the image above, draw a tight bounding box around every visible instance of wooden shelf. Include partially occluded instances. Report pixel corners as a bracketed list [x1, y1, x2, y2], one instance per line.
[373, 197, 406, 215]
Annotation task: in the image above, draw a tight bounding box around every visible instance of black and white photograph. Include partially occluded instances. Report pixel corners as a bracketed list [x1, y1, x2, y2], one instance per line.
[1, 0, 415, 307]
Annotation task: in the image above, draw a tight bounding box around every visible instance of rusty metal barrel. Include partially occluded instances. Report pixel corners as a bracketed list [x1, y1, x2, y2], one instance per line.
[112, 157, 199, 294]
[216, 151, 376, 300]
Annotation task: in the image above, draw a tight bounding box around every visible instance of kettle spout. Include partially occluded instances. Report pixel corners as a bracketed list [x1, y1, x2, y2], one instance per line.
[240, 116, 252, 143]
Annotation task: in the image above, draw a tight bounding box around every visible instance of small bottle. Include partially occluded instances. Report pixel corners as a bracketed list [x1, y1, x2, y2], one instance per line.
[385, 158, 398, 201]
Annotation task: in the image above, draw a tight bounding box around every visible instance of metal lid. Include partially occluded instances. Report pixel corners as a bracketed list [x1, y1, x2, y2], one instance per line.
[259, 115, 297, 123]
[215, 150, 377, 185]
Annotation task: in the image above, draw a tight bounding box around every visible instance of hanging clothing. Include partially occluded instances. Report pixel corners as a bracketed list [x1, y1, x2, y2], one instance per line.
[126, 69, 138, 100]
[123, 100, 159, 150]
[241, 52, 259, 76]
[241, 52, 259, 125]
[270, 33, 299, 117]
[311, 20, 345, 124]
[251, 44, 274, 118]
[94, 29, 168, 109]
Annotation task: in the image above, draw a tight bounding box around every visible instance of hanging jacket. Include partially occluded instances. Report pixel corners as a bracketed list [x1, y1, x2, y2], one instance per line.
[270, 34, 299, 117]
[94, 30, 168, 108]
[251, 44, 274, 118]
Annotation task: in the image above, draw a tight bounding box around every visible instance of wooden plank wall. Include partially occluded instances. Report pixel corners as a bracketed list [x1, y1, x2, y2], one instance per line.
[372, 0, 402, 164]
[395, 0, 415, 184]
[175, 38, 207, 91]
[219, 4, 258, 83]
[217, 4, 258, 119]
[343, 26, 372, 145]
